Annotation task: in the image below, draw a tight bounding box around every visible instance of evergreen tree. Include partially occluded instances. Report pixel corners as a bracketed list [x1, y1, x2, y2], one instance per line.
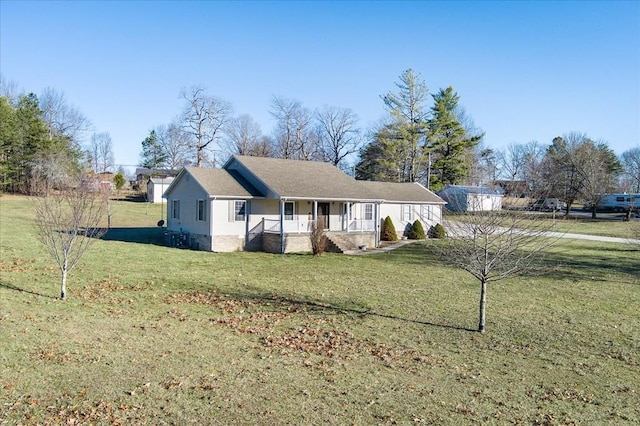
[381, 216, 398, 241]
[408, 219, 426, 239]
[139, 130, 167, 169]
[356, 69, 429, 183]
[427, 87, 483, 190]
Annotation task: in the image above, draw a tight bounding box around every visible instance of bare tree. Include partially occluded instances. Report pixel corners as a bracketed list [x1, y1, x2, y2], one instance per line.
[39, 87, 92, 145]
[87, 132, 114, 173]
[156, 121, 191, 170]
[0, 73, 22, 105]
[223, 114, 267, 156]
[434, 208, 557, 333]
[33, 177, 108, 300]
[315, 105, 361, 168]
[621, 147, 640, 193]
[270, 96, 315, 160]
[577, 140, 621, 218]
[180, 85, 233, 167]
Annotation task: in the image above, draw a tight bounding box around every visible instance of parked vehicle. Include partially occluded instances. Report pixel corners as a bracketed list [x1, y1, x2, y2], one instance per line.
[583, 193, 640, 213]
[529, 198, 563, 212]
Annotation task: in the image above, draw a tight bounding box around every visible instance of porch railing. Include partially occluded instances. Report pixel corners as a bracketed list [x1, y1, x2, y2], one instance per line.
[263, 218, 375, 233]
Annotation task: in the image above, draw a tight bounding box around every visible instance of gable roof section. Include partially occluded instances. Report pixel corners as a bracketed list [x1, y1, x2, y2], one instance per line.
[164, 167, 260, 199]
[358, 181, 445, 204]
[226, 155, 369, 200]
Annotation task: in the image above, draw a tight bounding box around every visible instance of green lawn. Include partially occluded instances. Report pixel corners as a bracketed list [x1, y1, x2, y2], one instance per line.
[1, 195, 639, 424]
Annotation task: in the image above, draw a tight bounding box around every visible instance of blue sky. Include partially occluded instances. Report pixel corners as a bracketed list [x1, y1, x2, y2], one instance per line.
[1, 1, 638, 170]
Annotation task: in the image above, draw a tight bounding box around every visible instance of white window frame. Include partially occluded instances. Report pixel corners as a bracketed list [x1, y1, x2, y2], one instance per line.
[172, 200, 180, 220]
[422, 205, 433, 221]
[402, 204, 412, 222]
[233, 200, 246, 222]
[284, 201, 295, 221]
[364, 203, 373, 221]
[197, 199, 206, 221]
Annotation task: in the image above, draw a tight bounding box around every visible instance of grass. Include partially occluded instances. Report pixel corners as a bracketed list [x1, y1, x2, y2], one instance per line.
[446, 209, 638, 239]
[1, 194, 639, 424]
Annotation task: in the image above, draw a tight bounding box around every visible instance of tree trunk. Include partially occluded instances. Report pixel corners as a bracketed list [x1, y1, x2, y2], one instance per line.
[564, 201, 572, 217]
[591, 205, 597, 219]
[478, 278, 487, 333]
[60, 268, 67, 300]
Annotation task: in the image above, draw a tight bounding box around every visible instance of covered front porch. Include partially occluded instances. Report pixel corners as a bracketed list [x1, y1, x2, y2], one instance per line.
[254, 199, 380, 254]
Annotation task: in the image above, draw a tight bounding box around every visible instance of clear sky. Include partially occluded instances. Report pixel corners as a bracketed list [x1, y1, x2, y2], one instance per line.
[1, 0, 639, 171]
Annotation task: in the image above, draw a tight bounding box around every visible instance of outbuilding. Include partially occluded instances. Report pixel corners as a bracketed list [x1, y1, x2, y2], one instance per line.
[438, 185, 503, 212]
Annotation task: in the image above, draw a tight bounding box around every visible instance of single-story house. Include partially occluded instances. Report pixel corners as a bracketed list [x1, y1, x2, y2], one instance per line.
[147, 177, 174, 203]
[163, 155, 446, 253]
[438, 185, 503, 212]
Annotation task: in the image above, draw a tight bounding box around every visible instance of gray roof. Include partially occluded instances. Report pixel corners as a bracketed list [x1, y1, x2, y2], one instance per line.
[228, 155, 445, 203]
[358, 181, 445, 204]
[230, 155, 370, 200]
[178, 167, 260, 198]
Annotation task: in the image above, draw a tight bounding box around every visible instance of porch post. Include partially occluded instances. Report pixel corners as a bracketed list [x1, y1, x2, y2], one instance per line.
[209, 198, 215, 251]
[346, 202, 350, 232]
[279, 199, 285, 254]
[313, 200, 317, 224]
[375, 202, 381, 247]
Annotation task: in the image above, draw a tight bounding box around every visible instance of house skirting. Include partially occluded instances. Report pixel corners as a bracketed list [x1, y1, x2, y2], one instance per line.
[165, 230, 376, 254]
[263, 232, 376, 254]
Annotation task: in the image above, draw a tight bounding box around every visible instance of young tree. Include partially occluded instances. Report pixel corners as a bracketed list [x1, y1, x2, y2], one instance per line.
[434, 209, 557, 333]
[33, 175, 108, 300]
[427, 87, 483, 190]
[180, 85, 233, 167]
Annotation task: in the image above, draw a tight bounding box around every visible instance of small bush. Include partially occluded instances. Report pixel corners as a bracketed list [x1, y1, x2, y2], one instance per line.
[381, 216, 398, 241]
[430, 223, 446, 239]
[310, 220, 327, 256]
[408, 220, 426, 240]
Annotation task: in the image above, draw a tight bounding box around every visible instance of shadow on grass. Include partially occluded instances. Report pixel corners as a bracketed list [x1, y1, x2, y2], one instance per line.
[534, 250, 640, 285]
[0, 281, 57, 299]
[220, 286, 477, 333]
[102, 227, 166, 245]
[369, 240, 639, 285]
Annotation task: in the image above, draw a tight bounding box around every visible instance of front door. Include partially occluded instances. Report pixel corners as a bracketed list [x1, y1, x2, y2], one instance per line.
[317, 202, 330, 230]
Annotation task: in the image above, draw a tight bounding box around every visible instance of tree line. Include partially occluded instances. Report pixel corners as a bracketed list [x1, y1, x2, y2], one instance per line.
[2, 70, 638, 204]
[0, 75, 118, 194]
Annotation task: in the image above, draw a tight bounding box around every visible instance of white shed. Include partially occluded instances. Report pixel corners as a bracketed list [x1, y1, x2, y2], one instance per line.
[147, 177, 174, 203]
[438, 185, 503, 212]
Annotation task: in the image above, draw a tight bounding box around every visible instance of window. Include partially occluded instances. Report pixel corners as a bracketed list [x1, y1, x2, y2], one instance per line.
[197, 199, 206, 221]
[616, 197, 625, 202]
[234, 200, 246, 222]
[422, 205, 433, 221]
[172, 200, 180, 219]
[402, 204, 412, 222]
[284, 201, 295, 220]
[364, 203, 373, 221]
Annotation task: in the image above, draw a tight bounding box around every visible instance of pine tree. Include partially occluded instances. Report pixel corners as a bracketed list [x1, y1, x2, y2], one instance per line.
[427, 87, 483, 190]
[139, 130, 167, 170]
